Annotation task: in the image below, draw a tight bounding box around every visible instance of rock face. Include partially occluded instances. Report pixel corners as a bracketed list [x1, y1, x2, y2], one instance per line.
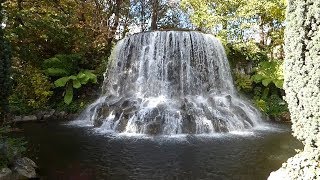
[269, 0, 320, 179]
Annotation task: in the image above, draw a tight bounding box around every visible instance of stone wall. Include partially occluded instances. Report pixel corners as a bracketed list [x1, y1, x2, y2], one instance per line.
[269, 0, 320, 179]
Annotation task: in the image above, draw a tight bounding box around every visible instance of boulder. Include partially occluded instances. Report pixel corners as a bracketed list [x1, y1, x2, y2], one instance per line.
[43, 109, 55, 119]
[13, 116, 22, 122]
[13, 157, 37, 179]
[0, 168, 12, 180]
[21, 115, 37, 122]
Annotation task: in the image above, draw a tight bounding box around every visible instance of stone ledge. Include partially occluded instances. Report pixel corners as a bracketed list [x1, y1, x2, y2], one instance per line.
[12, 110, 79, 123]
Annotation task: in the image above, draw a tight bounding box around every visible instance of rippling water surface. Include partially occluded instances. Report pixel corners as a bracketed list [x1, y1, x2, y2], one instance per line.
[12, 122, 302, 180]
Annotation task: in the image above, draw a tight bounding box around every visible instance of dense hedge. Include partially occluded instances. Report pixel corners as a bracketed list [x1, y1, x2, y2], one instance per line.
[269, 0, 320, 179]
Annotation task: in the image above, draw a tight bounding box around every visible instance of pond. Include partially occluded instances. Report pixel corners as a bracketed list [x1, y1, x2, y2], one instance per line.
[11, 121, 302, 180]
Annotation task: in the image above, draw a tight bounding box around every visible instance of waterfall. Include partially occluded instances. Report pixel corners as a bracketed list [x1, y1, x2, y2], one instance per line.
[76, 31, 264, 135]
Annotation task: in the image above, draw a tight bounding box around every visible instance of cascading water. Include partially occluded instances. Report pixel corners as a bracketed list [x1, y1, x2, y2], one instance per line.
[76, 31, 264, 135]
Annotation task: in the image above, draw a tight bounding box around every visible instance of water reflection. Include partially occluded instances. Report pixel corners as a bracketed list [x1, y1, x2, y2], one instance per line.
[11, 122, 302, 180]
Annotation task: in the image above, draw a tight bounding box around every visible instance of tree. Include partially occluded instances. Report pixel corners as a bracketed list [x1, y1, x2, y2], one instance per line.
[0, 0, 12, 123]
[181, 0, 286, 46]
[151, 0, 159, 30]
[130, 0, 191, 32]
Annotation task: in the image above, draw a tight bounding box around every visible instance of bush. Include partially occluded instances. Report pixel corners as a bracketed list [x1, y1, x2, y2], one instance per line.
[253, 87, 288, 117]
[0, 126, 27, 168]
[234, 72, 253, 92]
[227, 42, 288, 119]
[55, 99, 90, 113]
[9, 65, 53, 115]
[226, 41, 268, 72]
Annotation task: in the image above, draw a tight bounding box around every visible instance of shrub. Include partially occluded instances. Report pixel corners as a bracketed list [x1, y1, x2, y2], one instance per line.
[9, 65, 53, 114]
[234, 72, 253, 92]
[0, 126, 27, 168]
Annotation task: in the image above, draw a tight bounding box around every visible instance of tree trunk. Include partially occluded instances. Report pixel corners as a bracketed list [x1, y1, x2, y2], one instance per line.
[105, 0, 122, 55]
[151, 0, 158, 30]
[140, 0, 146, 31]
[259, 16, 265, 47]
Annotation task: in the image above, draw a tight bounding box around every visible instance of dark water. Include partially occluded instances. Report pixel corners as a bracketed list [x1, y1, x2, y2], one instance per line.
[11, 122, 302, 180]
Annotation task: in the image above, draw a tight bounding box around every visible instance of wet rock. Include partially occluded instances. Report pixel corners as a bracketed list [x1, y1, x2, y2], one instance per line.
[13, 157, 37, 179]
[232, 106, 253, 126]
[212, 118, 228, 132]
[122, 105, 138, 114]
[94, 118, 103, 127]
[115, 114, 130, 132]
[97, 107, 111, 119]
[57, 111, 66, 118]
[121, 99, 140, 113]
[66, 113, 78, 121]
[107, 97, 124, 107]
[35, 111, 45, 120]
[202, 105, 214, 120]
[181, 113, 196, 134]
[21, 115, 37, 122]
[13, 116, 22, 122]
[0, 168, 12, 179]
[121, 99, 131, 108]
[44, 109, 55, 119]
[146, 118, 163, 135]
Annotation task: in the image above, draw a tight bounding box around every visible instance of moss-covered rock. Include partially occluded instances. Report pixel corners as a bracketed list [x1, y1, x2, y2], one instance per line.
[269, 0, 320, 179]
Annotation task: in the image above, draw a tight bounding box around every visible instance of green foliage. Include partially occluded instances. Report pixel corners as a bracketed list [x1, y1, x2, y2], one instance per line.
[252, 61, 284, 89]
[181, 0, 286, 52]
[253, 87, 288, 117]
[44, 54, 97, 104]
[55, 70, 97, 104]
[267, 94, 288, 117]
[254, 94, 288, 117]
[237, 0, 286, 22]
[227, 41, 268, 69]
[234, 72, 253, 92]
[56, 99, 90, 113]
[43, 54, 82, 76]
[227, 41, 287, 118]
[0, 1, 12, 121]
[9, 65, 53, 114]
[54, 70, 97, 88]
[1, 0, 288, 122]
[56, 72, 97, 105]
[0, 126, 27, 168]
[180, 0, 216, 31]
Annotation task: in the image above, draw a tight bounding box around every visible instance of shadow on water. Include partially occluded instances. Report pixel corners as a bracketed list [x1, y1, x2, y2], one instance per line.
[10, 121, 302, 180]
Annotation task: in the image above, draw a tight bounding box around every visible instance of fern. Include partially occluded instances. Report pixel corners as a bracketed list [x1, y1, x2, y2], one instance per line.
[43, 54, 97, 104]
